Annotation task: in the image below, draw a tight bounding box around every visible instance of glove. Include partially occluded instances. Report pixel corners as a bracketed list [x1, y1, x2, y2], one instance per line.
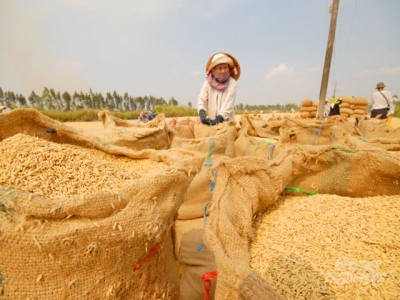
[199, 109, 208, 124]
[206, 115, 224, 126]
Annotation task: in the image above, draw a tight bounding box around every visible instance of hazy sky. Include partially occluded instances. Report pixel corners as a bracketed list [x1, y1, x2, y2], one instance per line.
[1, 0, 399, 107]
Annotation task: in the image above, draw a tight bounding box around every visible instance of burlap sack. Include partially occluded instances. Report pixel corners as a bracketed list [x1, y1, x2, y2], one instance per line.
[279, 116, 337, 146]
[340, 107, 353, 115]
[235, 124, 283, 160]
[300, 112, 311, 119]
[98, 110, 170, 150]
[358, 119, 400, 140]
[173, 218, 217, 300]
[299, 106, 317, 112]
[203, 143, 400, 299]
[170, 133, 229, 220]
[354, 96, 369, 106]
[0, 109, 204, 299]
[193, 122, 237, 158]
[169, 133, 231, 300]
[238, 114, 283, 138]
[168, 118, 196, 140]
[301, 99, 314, 107]
[339, 95, 355, 104]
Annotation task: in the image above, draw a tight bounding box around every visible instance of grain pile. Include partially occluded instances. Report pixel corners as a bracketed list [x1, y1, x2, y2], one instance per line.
[0, 133, 168, 199]
[250, 194, 400, 300]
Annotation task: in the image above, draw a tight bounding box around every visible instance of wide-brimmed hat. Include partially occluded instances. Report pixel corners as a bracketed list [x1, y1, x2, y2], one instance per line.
[0, 105, 6, 110]
[206, 52, 241, 80]
[376, 82, 386, 89]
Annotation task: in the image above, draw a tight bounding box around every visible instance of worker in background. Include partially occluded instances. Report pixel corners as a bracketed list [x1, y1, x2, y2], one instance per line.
[329, 98, 342, 116]
[370, 82, 392, 119]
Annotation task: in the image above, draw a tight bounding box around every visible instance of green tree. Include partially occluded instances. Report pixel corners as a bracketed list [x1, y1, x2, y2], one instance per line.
[62, 91, 72, 110]
[168, 97, 178, 106]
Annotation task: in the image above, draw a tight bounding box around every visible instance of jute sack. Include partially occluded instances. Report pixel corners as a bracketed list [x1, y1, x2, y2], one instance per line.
[340, 107, 353, 115]
[354, 96, 369, 106]
[299, 106, 317, 112]
[203, 144, 400, 299]
[168, 118, 196, 140]
[0, 110, 204, 299]
[238, 114, 283, 138]
[300, 112, 311, 119]
[193, 122, 237, 158]
[363, 137, 400, 151]
[170, 133, 229, 221]
[173, 218, 217, 300]
[279, 116, 337, 146]
[234, 124, 283, 160]
[284, 144, 400, 197]
[169, 133, 230, 300]
[301, 99, 314, 107]
[203, 148, 305, 300]
[338, 95, 355, 105]
[98, 110, 170, 150]
[359, 119, 400, 141]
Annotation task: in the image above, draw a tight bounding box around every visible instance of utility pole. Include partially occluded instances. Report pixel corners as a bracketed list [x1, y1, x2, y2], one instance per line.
[317, 0, 339, 119]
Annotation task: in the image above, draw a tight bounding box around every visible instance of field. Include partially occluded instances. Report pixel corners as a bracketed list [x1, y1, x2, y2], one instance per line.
[65, 113, 400, 137]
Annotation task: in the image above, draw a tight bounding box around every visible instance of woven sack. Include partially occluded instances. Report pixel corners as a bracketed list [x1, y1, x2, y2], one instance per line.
[170, 133, 229, 221]
[98, 110, 170, 150]
[193, 122, 237, 158]
[239, 114, 283, 138]
[173, 217, 217, 300]
[301, 99, 313, 107]
[235, 124, 283, 160]
[300, 112, 311, 119]
[203, 144, 400, 299]
[0, 109, 204, 299]
[168, 118, 196, 140]
[279, 116, 337, 146]
[299, 106, 317, 112]
[354, 97, 369, 106]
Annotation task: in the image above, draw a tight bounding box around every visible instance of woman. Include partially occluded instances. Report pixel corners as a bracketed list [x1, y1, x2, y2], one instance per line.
[197, 52, 241, 125]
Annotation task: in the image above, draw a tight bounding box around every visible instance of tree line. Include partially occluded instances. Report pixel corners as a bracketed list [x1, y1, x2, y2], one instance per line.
[0, 87, 180, 111]
[0, 87, 298, 112]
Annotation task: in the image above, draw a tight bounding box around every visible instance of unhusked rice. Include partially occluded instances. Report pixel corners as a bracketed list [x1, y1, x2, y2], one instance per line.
[0, 134, 168, 199]
[250, 194, 400, 300]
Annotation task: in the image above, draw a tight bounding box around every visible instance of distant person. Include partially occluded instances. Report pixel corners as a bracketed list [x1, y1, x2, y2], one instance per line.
[329, 98, 342, 116]
[147, 110, 153, 121]
[370, 82, 392, 119]
[324, 98, 330, 119]
[387, 94, 399, 126]
[197, 52, 240, 125]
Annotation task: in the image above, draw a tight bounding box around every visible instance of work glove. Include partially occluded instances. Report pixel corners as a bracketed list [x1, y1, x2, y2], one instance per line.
[206, 115, 224, 126]
[199, 109, 208, 124]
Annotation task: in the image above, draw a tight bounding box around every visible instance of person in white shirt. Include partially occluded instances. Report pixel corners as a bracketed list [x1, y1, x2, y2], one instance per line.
[370, 82, 392, 119]
[197, 52, 240, 125]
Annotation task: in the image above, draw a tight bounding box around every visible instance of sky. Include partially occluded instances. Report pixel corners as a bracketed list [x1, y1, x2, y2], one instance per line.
[1, 0, 400, 107]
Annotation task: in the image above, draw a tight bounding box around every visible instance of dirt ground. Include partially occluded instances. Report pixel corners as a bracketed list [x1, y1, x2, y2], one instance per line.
[65, 114, 400, 137]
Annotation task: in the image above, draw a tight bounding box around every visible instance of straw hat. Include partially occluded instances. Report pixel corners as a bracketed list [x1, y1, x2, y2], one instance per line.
[206, 52, 241, 80]
[0, 105, 6, 110]
[376, 82, 386, 89]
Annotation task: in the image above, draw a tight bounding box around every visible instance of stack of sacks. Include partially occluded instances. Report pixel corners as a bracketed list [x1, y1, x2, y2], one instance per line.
[352, 97, 369, 120]
[338, 95, 355, 118]
[299, 99, 317, 119]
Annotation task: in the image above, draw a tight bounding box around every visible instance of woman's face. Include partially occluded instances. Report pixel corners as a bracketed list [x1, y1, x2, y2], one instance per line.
[214, 64, 229, 73]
